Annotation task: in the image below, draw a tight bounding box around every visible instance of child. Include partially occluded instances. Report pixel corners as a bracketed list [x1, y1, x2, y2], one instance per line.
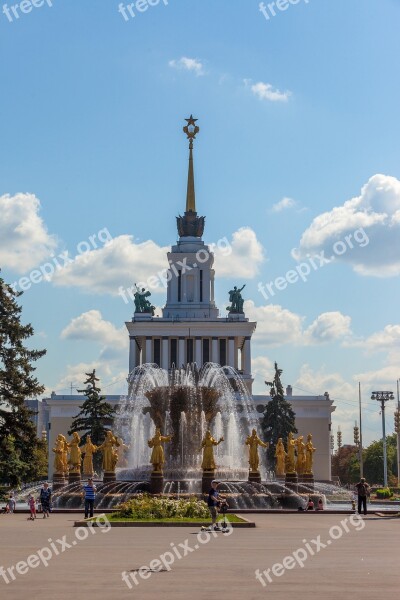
[307, 497, 314, 511]
[27, 494, 36, 520]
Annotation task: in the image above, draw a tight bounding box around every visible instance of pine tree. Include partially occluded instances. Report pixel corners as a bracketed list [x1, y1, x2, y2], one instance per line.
[68, 370, 115, 472]
[0, 274, 46, 486]
[261, 362, 297, 465]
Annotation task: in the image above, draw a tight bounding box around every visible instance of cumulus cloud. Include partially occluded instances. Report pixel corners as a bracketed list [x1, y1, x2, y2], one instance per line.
[212, 227, 265, 278]
[61, 310, 127, 350]
[296, 174, 400, 277]
[245, 303, 352, 347]
[54, 311, 130, 395]
[52, 234, 168, 295]
[271, 197, 297, 213]
[169, 57, 205, 76]
[53, 362, 128, 396]
[0, 193, 57, 273]
[252, 355, 274, 394]
[246, 80, 291, 102]
[244, 301, 304, 346]
[51, 228, 265, 295]
[304, 312, 352, 344]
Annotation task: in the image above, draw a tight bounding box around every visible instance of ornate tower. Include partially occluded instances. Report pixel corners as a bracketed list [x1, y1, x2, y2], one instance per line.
[163, 115, 218, 320]
[126, 116, 256, 392]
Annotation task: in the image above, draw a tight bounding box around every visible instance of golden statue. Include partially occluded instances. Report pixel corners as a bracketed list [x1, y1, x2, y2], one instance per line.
[148, 428, 172, 473]
[305, 433, 316, 474]
[275, 438, 286, 476]
[58, 434, 69, 476]
[67, 432, 82, 473]
[81, 435, 98, 476]
[245, 429, 269, 473]
[286, 432, 296, 473]
[98, 431, 120, 472]
[116, 437, 130, 468]
[200, 430, 224, 471]
[296, 436, 306, 475]
[52, 434, 65, 475]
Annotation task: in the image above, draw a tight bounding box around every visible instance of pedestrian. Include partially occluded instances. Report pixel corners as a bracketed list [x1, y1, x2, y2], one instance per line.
[39, 482, 52, 518]
[7, 492, 16, 514]
[82, 478, 97, 519]
[355, 477, 370, 515]
[27, 494, 36, 520]
[307, 497, 314, 511]
[207, 480, 221, 531]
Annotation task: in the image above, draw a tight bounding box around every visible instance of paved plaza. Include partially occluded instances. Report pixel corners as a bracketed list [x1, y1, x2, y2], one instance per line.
[0, 512, 398, 599]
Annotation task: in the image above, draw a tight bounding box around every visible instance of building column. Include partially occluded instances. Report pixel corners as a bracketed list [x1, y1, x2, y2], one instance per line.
[161, 337, 169, 370]
[178, 337, 185, 369]
[145, 337, 152, 364]
[211, 337, 219, 364]
[210, 270, 215, 303]
[129, 337, 140, 373]
[243, 337, 251, 375]
[228, 337, 235, 368]
[195, 337, 202, 367]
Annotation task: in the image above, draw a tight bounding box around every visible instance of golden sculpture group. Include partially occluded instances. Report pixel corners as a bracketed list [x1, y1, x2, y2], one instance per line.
[52, 430, 128, 477]
[275, 433, 316, 476]
[53, 426, 316, 479]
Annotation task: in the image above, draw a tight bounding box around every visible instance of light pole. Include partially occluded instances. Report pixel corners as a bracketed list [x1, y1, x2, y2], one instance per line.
[371, 390, 394, 488]
[395, 380, 400, 487]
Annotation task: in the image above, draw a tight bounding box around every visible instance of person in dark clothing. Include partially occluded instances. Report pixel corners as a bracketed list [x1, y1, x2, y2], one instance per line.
[39, 483, 52, 518]
[355, 477, 370, 515]
[207, 480, 221, 531]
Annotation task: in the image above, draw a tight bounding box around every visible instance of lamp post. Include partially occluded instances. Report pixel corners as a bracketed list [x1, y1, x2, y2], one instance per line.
[371, 390, 394, 488]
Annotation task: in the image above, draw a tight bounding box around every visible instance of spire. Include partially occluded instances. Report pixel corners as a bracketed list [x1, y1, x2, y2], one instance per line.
[176, 115, 205, 238]
[183, 115, 199, 212]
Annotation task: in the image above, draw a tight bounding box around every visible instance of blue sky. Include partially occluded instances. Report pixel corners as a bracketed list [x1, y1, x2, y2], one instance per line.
[1, 0, 400, 446]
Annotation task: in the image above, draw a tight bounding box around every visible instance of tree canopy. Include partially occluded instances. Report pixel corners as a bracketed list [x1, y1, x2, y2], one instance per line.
[0, 274, 46, 485]
[261, 362, 297, 465]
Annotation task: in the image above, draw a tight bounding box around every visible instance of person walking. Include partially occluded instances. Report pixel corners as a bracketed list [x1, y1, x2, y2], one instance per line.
[7, 492, 16, 514]
[355, 477, 370, 515]
[207, 480, 221, 531]
[39, 482, 52, 518]
[83, 478, 97, 519]
[27, 494, 37, 520]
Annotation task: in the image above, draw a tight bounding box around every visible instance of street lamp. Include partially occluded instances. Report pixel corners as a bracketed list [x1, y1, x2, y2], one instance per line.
[371, 390, 394, 487]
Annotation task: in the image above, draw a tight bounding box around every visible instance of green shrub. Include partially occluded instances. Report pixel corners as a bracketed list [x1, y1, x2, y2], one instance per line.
[114, 494, 210, 520]
[376, 488, 393, 499]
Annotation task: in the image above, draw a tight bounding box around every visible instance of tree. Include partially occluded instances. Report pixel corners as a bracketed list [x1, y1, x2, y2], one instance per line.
[363, 434, 397, 485]
[331, 445, 360, 484]
[0, 274, 46, 486]
[261, 362, 297, 465]
[68, 370, 115, 472]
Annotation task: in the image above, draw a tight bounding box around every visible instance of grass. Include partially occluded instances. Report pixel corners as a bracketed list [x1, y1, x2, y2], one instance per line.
[103, 514, 247, 523]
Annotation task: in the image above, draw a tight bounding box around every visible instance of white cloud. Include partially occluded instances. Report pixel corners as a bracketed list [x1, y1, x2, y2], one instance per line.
[245, 301, 304, 346]
[51, 228, 265, 295]
[212, 227, 265, 279]
[61, 310, 127, 349]
[248, 81, 291, 102]
[296, 174, 400, 277]
[53, 362, 128, 396]
[54, 311, 130, 395]
[0, 193, 57, 273]
[52, 234, 168, 295]
[271, 197, 297, 212]
[304, 312, 352, 344]
[169, 57, 205, 76]
[245, 303, 352, 347]
[252, 355, 274, 394]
